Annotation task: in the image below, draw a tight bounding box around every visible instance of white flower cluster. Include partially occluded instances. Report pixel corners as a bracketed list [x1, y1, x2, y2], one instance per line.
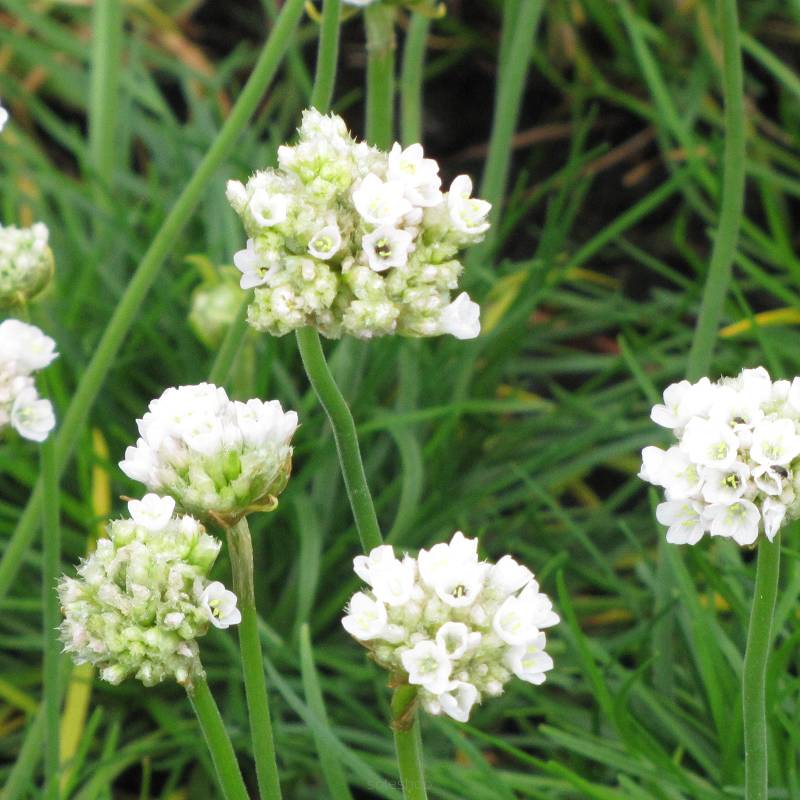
[342, 532, 558, 722]
[0, 222, 54, 307]
[640, 367, 800, 546]
[227, 109, 489, 340]
[0, 319, 57, 442]
[120, 383, 298, 521]
[59, 495, 241, 687]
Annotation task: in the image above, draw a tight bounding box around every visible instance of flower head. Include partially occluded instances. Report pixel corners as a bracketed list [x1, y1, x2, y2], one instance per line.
[0, 319, 57, 442]
[0, 222, 54, 308]
[58, 497, 238, 687]
[189, 272, 245, 350]
[119, 383, 297, 521]
[226, 109, 489, 339]
[641, 367, 800, 545]
[342, 532, 558, 722]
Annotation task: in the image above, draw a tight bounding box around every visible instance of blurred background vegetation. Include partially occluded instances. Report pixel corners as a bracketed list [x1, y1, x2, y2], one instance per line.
[3, 0, 800, 797]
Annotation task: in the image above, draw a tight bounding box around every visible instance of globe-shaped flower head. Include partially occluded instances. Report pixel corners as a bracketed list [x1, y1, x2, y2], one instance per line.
[226, 109, 490, 340]
[342, 532, 558, 722]
[120, 383, 298, 522]
[58, 495, 241, 687]
[0, 222, 54, 308]
[640, 367, 800, 546]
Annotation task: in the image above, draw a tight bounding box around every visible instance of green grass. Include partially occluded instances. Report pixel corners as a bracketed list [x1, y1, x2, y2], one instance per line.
[3, 0, 800, 797]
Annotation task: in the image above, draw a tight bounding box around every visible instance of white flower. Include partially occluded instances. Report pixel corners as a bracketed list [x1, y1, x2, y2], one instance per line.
[308, 225, 342, 260]
[492, 583, 559, 646]
[0, 319, 58, 372]
[343, 532, 556, 721]
[127, 494, 176, 532]
[705, 500, 761, 546]
[505, 632, 554, 685]
[387, 143, 442, 207]
[362, 226, 414, 272]
[750, 419, 800, 466]
[681, 417, 738, 469]
[0, 102, 8, 131]
[352, 174, 412, 226]
[233, 238, 279, 289]
[656, 500, 706, 545]
[437, 681, 479, 722]
[657, 447, 702, 499]
[119, 383, 297, 518]
[249, 189, 289, 228]
[227, 110, 490, 340]
[438, 292, 481, 340]
[435, 622, 479, 659]
[487, 556, 533, 595]
[447, 176, 491, 235]
[700, 462, 750, 504]
[10, 387, 55, 442]
[200, 582, 242, 629]
[401, 640, 452, 694]
[650, 378, 714, 430]
[752, 465, 787, 496]
[342, 592, 388, 640]
[762, 497, 786, 541]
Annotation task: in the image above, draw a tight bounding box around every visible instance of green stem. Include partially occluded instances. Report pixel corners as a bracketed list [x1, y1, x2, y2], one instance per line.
[400, 12, 429, 146]
[226, 517, 282, 800]
[188, 675, 251, 800]
[0, 0, 306, 608]
[391, 687, 427, 800]
[685, 0, 746, 381]
[310, 0, 342, 112]
[364, 3, 396, 148]
[469, 0, 544, 265]
[87, 0, 123, 200]
[743, 535, 781, 800]
[41, 417, 61, 800]
[295, 327, 383, 553]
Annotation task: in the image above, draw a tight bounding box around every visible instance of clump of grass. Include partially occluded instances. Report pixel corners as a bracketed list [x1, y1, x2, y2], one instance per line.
[2, 0, 800, 797]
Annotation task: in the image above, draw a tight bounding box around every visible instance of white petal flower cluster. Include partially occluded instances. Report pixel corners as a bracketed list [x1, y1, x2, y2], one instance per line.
[0, 222, 54, 307]
[640, 367, 800, 546]
[226, 109, 489, 340]
[342, 532, 558, 722]
[0, 319, 57, 442]
[120, 383, 298, 521]
[58, 495, 240, 687]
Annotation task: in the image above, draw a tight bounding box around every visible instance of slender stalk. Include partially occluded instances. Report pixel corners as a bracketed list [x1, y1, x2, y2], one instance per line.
[226, 517, 282, 800]
[392, 686, 427, 800]
[188, 675, 251, 800]
[295, 327, 383, 552]
[88, 0, 123, 199]
[0, 0, 307, 607]
[743, 535, 781, 799]
[310, 0, 342, 112]
[41, 415, 61, 800]
[685, 0, 746, 381]
[469, 0, 544, 264]
[400, 13, 429, 146]
[364, 4, 396, 148]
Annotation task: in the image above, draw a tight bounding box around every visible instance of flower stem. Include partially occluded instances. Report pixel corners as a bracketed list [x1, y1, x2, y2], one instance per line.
[41, 404, 61, 800]
[188, 675, 251, 800]
[0, 0, 307, 610]
[400, 12, 429, 147]
[392, 686, 428, 800]
[743, 535, 781, 799]
[310, 0, 342, 113]
[295, 327, 383, 553]
[226, 517, 282, 800]
[364, 3, 396, 148]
